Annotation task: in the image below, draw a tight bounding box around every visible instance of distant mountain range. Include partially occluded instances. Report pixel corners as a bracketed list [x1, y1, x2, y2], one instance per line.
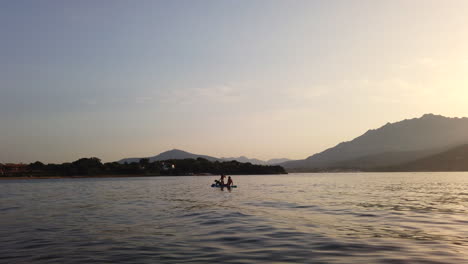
[118, 149, 290, 165]
[281, 114, 468, 171]
[118, 114, 468, 172]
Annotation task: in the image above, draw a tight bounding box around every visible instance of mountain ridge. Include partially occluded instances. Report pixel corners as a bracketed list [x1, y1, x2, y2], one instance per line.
[282, 114, 468, 171]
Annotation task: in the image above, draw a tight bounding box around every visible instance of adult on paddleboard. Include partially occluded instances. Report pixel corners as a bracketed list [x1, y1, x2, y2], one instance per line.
[219, 174, 226, 185]
[226, 176, 234, 187]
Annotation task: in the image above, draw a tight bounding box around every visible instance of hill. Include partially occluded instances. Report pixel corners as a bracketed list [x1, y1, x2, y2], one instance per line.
[282, 114, 468, 171]
[375, 144, 468, 172]
[222, 156, 267, 165]
[266, 158, 291, 165]
[221, 156, 291, 165]
[118, 149, 219, 164]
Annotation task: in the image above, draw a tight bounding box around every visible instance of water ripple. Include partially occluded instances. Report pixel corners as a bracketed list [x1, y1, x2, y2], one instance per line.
[0, 173, 467, 263]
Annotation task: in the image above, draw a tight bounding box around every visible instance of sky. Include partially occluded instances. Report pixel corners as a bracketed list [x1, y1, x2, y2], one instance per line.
[1, 0, 468, 163]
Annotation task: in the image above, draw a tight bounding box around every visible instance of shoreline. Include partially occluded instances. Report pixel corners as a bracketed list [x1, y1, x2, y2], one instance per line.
[0, 174, 185, 180]
[0, 172, 291, 180]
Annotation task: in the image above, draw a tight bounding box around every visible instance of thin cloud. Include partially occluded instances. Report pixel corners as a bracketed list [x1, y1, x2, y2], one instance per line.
[285, 86, 329, 101]
[397, 57, 441, 70]
[193, 85, 242, 103]
[135, 96, 153, 104]
[82, 98, 98, 105]
[160, 84, 244, 105]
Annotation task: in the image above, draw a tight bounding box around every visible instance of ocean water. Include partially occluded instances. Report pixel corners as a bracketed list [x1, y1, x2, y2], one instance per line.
[1, 173, 467, 264]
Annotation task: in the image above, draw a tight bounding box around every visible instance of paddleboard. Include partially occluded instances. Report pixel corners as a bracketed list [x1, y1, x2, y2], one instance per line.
[211, 184, 237, 188]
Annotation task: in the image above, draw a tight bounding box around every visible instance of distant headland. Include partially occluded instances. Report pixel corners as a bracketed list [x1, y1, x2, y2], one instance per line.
[0, 156, 287, 179]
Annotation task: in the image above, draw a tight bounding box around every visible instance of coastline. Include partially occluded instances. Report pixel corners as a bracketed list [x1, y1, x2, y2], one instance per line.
[0, 173, 254, 180]
[0, 175, 174, 180]
[0, 172, 290, 180]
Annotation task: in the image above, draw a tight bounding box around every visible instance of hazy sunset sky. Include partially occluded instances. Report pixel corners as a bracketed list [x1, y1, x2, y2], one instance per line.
[1, 0, 468, 163]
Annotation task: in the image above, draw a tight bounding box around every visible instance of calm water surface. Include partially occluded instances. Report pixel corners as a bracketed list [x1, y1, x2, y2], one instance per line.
[1, 173, 467, 263]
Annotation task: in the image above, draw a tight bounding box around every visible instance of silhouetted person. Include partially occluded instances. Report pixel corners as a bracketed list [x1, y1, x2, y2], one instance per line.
[226, 176, 233, 187]
[219, 174, 226, 185]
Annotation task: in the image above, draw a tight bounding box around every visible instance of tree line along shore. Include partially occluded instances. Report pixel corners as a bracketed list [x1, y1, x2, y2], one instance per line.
[0, 157, 287, 178]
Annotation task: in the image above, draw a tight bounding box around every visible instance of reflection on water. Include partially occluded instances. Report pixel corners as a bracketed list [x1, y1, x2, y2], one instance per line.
[1, 173, 467, 263]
